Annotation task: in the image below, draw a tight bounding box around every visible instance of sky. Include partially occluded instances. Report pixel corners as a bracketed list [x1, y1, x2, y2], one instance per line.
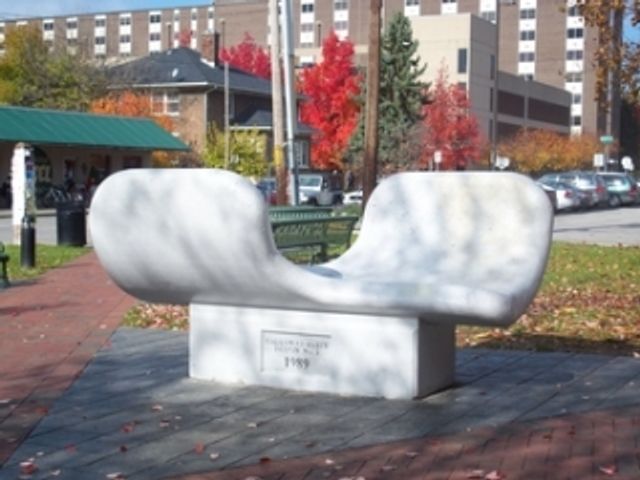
[0, 1, 210, 19]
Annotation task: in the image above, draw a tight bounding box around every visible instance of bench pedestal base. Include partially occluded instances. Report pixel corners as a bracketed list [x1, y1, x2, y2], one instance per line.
[189, 304, 455, 399]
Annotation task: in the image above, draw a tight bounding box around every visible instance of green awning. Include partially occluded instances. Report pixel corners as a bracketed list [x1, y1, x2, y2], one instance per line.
[0, 106, 189, 151]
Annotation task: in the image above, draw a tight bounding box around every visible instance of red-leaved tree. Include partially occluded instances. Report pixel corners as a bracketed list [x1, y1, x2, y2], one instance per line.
[299, 31, 361, 171]
[219, 33, 271, 79]
[420, 66, 483, 170]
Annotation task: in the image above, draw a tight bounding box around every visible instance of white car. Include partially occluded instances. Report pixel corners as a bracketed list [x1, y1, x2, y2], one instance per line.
[343, 189, 363, 205]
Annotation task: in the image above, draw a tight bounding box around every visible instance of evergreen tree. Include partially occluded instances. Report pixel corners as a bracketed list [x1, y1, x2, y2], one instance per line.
[348, 13, 429, 172]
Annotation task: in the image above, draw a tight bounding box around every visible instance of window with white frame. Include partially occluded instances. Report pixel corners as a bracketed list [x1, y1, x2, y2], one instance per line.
[335, 0, 348, 10]
[566, 49, 583, 60]
[119, 15, 131, 26]
[151, 91, 180, 116]
[520, 30, 535, 41]
[95, 17, 106, 28]
[519, 52, 535, 62]
[567, 27, 583, 38]
[519, 9, 535, 19]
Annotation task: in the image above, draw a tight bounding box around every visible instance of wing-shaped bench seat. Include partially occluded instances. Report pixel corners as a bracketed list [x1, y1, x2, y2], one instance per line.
[90, 169, 553, 399]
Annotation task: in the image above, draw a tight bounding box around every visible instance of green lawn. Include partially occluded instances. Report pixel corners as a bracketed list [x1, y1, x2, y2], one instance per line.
[457, 243, 640, 355]
[3, 244, 90, 282]
[126, 242, 640, 356]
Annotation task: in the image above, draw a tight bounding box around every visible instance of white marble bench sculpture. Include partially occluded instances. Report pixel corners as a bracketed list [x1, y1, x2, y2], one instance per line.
[90, 169, 553, 399]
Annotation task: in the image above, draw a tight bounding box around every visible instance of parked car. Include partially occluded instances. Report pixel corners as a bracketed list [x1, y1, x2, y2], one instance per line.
[343, 189, 363, 205]
[536, 179, 586, 212]
[256, 177, 277, 205]
[298, 172, 343, 206]
[596, 172, 639, 207]
[538, 171, 609, 208]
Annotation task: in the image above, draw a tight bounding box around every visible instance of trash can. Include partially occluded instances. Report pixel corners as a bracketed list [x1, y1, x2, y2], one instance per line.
[56, 201, 86, 246]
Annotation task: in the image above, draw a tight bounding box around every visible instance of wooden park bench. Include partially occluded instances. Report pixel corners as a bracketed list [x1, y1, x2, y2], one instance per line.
[0, 242, 9, 288]
[90, 169, 553, 399]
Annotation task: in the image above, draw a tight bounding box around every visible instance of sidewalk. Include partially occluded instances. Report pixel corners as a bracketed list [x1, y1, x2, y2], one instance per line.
[0, 252, 135, 464]
[0, 253, 639, 480]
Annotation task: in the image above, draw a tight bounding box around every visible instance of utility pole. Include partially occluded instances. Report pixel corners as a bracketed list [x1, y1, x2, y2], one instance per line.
[281, 0, 299, 205]
[362, 0, 382, 207]
[269, 0, 287, 205]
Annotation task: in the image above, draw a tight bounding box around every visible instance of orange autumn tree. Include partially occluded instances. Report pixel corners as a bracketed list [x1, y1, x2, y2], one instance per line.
[90, 91, 176, 166]
[499, 129, 599, 174]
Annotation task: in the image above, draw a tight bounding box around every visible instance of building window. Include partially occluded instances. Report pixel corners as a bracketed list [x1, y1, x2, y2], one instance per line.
[174, 10, 180, 22]
[95, 36, 105, 45]
[568, 5, 580, 17]
[490, 54, 495, 80]
[489, 87, 494, 112]
[520, 30, 535, 41]
[151, 91, 180, 116]
[302, 3, 314, 13]
[334, 20, 348, 31]
[150, 32, 161, 42]
[481, 11, 496, 23]
[67, 20, 78, 30]
[566, 49, 583, 60]
[442, 0, 457, 3]
[149, 14, 162, 24]
[566, 72, 583, 82]
[120, 16, 131, 26]
[572, 115, 582, 126]
[95, 18, 106, 27]
[335, 0, 348, 10]
[572, 93, 582, 104]
[519, 52, 535, 62]
[567, 28, 583, 39]
[519, 9, 536, 19]
[301, 23, 314, 32]
[43, 21, 54, 31]
[191, 10, 198, 21]
[406, 0, 419, 5]
[457, 48, 467, 74]
[120, 34, 131, 43]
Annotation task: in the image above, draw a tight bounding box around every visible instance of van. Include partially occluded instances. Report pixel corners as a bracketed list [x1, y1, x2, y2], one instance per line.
[297, 172, 343, 206]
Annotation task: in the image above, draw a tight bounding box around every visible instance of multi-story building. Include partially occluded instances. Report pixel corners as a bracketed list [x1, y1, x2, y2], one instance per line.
[0, 0, 621, 144]
[0, 4, 214, 62]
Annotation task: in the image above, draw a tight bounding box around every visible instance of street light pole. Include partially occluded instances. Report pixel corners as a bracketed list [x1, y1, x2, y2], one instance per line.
[219, 18, 231, 169]
[269, 0, 287, 205]
[362, 0, 382, 207]
[491, 1, 501, 169]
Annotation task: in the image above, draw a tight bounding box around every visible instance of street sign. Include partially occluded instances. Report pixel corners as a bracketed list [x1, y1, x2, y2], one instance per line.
[495, 156, 510, 170]
[600, 135, 614, 144]
[593, 153, 604, 168]
[433, 150, 442, 164]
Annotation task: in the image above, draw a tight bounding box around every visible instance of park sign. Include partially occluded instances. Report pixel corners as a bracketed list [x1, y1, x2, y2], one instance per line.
[600, 135, 614, 144]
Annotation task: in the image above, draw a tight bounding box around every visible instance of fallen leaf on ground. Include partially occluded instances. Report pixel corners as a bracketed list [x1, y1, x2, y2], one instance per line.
[106, 473, 125, 479]
[49, 469, 61, 476]
[119, 445, 128, 453]
[151, 404, 163, 412]
[404, 451, 420, 458]
[194, 443, 206, 454]
[259, 456, 271, 464]
[19, 461, 38, 475]
[599, 465, 617, 476]
[120, 422, 136, 434]
[35, 406, 49, 415]
[380, 464, 397, 472]
[209, 452, 220, 461]
[64, 444, 76, 453]
[159, 420, 171, 428]
[247, 422, 258, 428]
[324, 458, 335, 465]
[484, 471, 504, 480]
[466, 470, 485, 479]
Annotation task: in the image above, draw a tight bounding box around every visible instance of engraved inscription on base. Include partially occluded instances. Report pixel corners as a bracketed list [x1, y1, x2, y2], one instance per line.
[261, 331, 331, 374]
